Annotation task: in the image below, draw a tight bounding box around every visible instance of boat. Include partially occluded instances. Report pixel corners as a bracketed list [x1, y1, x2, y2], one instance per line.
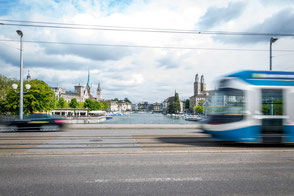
[184, 115, 202, 121]
[106, 116, 113, 120]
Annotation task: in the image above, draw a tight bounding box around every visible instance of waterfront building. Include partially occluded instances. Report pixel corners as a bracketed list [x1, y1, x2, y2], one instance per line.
[137, 102, 150, 111]
[162, 92, 184, 114]
[153, 102, 163, 113]
[51, 70, 101, 102]
[108, 101, 119, 112]
[131, 104, 139, 111]
[108, 101, 132, 112]
[189, 74, 209, 112]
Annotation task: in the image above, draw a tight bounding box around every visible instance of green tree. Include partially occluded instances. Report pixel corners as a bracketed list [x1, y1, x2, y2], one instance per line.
[84, 99, 93, 110]
[124, 97, 131, 103]
[83, 99, 103, 110]
[69, 98, 79, 109]
[0, 75, 17, 102]
[0, 75, 17, 114]
[112, 98, 120, 102]
[101, 101, 110, 111]
[5, 79, 56, 115]
[174, 92, 181, 113]
[194, 106, 204, 114]
[167, 92, 181, 114]
[57, 97, 66, 109]
[184, 99, 190, 109]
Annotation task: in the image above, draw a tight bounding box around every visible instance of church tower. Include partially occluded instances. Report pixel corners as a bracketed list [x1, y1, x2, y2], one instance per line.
[96, 83, 102, 101]
[200, 75, 206, 92]
[85, 70, 93, 98]
[26, 70, 31, 80]
[194, 74, 201, 96]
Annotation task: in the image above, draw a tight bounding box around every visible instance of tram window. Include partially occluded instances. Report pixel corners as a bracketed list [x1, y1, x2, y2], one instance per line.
[208, 88, 245, 115]
[261, 89, 283, 115]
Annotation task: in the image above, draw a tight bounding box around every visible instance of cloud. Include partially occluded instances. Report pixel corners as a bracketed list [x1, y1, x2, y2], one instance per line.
[45, 44, 130, 61]
[197, 1, 247, 29]
[214, 8, 294, 44]
[258, 0, 294, 6]
[2, 0, 294, 104]
[157, 56, 179, 69]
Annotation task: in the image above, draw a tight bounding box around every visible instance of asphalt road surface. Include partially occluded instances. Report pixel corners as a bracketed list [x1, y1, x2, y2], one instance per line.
[0, 128, 294, 195]
[1, 153, 294, 196]
[1, 128, 294, 155]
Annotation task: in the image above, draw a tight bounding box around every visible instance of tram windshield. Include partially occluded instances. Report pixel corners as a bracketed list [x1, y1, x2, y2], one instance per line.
[208, 88, 245, 115]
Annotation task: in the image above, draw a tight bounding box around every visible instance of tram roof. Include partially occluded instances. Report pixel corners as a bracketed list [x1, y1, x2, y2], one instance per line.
[227, 70, 294, 86]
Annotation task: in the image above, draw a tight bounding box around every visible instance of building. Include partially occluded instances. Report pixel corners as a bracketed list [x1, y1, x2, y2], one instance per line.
[96, 83, 102, 101]
[26, 70, 31, 80]
[131, 104, 139, 111]
[137, 102, 150, 111]
[108, 101, 132, 112]
[162, 92, 184, 114]
[51, 70, 101, 103]
[189, 74, 215, 113]
[153, 102, 163, 113]
[189, 74, 208, 111]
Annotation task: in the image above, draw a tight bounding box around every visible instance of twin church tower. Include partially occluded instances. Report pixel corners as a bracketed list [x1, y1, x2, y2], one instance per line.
[194, 74, 206, 96]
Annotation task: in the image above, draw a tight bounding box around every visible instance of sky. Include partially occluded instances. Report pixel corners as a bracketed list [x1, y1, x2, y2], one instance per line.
[0, 0, 294, 103]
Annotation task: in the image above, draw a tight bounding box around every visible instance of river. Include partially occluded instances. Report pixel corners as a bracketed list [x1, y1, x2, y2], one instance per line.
[102, 112, 198, 124]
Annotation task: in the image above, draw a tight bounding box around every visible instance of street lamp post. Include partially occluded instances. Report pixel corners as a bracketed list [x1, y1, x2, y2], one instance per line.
[16, 30, 24, 120]
[270, 37, 278, 71]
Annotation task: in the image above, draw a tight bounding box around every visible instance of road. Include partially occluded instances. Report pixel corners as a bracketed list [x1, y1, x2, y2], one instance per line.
[0, 128, 294, 195]
[1, 128, 294, 155]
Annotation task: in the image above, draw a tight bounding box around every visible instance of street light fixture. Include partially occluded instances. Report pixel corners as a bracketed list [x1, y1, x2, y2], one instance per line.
[12, 83, 31, 91]
[16, 30, 24, 120]
[270, 37, 278, 71]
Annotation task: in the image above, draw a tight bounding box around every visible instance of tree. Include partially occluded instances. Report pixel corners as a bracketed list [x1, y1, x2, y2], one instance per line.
[112, 98, 120, 102]
[167, 92, 181, 114]
[84, 99, 93, 110]
[57, 97, 66, 109]
[101, 101, 110, 111]
[69, 98, 78, 109]
[0, 75, 17, 102]
[5, 79, 56, 115]
[124, 97, 131, 103]
[0, 75, 17, 114]
[83, 99, 103, 111]
[184, 99, 190, 109]
[194, 106, 204, 114]
[173, 92, 181, 113]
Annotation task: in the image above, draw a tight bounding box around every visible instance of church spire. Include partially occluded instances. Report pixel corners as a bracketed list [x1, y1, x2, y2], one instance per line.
[86, 69, 90, 87]
[27, 70, 31, 80]
[96, 82, 102, 101]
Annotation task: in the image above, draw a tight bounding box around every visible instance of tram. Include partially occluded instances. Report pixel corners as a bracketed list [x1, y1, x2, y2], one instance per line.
[202, 70, 294, 143]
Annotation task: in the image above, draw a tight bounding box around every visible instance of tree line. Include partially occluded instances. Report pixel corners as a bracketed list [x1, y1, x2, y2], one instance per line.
[0, 75, 129, 115]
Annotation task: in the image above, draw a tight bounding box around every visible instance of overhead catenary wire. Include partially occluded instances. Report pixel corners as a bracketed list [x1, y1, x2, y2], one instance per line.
[1, 19, 294, 37]
[1, 39, 294, 52]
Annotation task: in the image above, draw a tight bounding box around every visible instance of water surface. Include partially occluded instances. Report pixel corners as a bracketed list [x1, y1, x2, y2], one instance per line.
[102, 112, 198, 124]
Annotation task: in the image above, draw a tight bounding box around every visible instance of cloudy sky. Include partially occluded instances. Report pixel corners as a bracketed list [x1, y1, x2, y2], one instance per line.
[1, 0, 294, 103]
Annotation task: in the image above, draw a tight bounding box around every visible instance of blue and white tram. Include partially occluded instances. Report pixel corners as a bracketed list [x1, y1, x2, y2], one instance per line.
[202, 70, 294, 143]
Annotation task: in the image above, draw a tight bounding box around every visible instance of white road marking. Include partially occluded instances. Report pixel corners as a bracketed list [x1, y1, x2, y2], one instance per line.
[87, 177, 203, 183]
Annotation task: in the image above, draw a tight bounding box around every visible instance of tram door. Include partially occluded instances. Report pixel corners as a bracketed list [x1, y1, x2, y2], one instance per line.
[261, 89, 284, 143]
